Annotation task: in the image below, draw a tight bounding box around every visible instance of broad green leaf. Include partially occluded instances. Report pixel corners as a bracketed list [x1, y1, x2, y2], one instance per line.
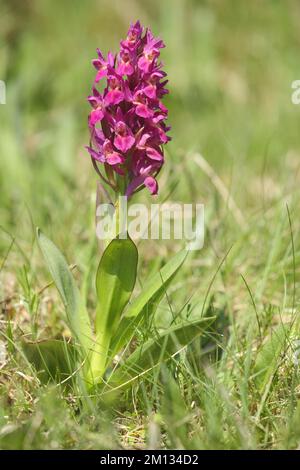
[107, 316, 215, 388]
[90, 236, 138, 383]
[254, 324, 289, 393]
[36, 229, 93, 356]
[108, 284, 166, 361]
[22, 338, 77, 384]
[95, 236, 138, 333]
[108, 249, 188, 360]
[125, 249, 187, 318]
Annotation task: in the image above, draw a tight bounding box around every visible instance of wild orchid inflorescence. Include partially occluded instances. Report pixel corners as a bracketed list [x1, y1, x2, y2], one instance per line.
[86, 21, 170, 197]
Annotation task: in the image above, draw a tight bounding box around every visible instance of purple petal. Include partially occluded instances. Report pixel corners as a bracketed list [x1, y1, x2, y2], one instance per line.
[85, 146, 105, 163]
[117, 62, 134, 77]
[96, 48, 105, 60]
[95, 68, 107, 83]
[89, 108, 104, 126]
[123, 81, 133, 101]
[104, 89, 124, 106]
[143, 84, 157, 99]
[135, 104, 154, 118]
[157, 127, 169, 144]
[138, 133, 151, 147]
[92, 59, 103, 70]
[144, 176, 158, 195]
[114, 134, 135, 153]
[106, 152, 124, 165]
[138, 56, 152, 74]
[93, 128, 105, 145]
[153, 114, 165, 123]
[107, 51, 115, 67]
[87, 96, 98, 108]
[159, 101, 168, 113]
[146, 147, 163, 161]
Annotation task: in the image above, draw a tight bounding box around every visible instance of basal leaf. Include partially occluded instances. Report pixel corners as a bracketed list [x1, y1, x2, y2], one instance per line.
[37, 229, 93, 357]
[108, 249, 188, 361]
[254, 324, 289, 393]
[107, 316, 215, 388]
[125, 249, 187, 319]
[90, 235, 138, 383]
[22, 338, 77, 385]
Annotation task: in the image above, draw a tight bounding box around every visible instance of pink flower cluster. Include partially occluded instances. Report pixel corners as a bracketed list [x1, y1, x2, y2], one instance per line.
[86, 21, 170, 197]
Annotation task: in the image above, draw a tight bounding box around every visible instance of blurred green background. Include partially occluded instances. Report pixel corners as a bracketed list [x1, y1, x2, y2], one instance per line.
[1, 0, 300, 303]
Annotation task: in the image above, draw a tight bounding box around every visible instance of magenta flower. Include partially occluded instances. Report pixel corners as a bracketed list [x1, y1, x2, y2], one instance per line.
[138, 31, 165, 74]
[88, 88, 105, 127]
[86, 20, 170, 197]
[114, 121, 135, 153]
[92, 50, 114, 83]
[86, 128, 125, 166]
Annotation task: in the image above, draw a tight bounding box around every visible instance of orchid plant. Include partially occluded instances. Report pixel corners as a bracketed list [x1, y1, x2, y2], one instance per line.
[23, 22, 213, 391]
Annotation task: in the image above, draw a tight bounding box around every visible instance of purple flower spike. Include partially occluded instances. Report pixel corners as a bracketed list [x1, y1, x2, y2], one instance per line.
[86, 21, 170, 197]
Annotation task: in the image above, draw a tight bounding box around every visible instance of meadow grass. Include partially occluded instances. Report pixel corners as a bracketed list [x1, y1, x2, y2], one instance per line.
[0, 0, 300, 449]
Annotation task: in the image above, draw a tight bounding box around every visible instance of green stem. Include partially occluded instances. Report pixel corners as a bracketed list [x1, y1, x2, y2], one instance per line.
[88, 328, 111, 385]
